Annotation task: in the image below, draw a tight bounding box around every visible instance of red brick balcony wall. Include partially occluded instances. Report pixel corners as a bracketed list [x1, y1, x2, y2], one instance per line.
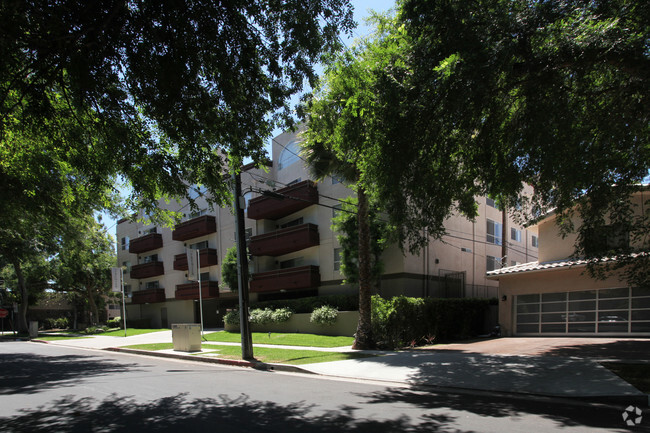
[247, 180, 318, 220]
[173, 248, 218, 271]
[128, 233, 163, 254]
[131, 288, 166, 304]
[130, 261, 165, 279]
[172, 215, 217, 241]
[249, 224, 319, 257]
[250, 265, 320, 293]
[175, 281, 220, 300]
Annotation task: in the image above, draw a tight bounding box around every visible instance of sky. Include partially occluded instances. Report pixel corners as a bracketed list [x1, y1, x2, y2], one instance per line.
[100, 0, 397, 240]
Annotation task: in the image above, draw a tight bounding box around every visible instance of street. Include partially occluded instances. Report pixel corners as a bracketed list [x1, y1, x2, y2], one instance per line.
[0, 341, 643, 432]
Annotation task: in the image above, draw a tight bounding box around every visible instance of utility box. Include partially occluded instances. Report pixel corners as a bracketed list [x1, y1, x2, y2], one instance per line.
[171, 323, 201, 352]
[28, 321, 38, 338]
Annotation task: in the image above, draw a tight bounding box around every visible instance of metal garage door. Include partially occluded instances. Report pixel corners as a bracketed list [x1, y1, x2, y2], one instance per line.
[515, 287, 650, 335]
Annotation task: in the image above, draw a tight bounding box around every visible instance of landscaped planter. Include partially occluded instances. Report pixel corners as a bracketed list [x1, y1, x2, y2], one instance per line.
[224, 311, 359, 337]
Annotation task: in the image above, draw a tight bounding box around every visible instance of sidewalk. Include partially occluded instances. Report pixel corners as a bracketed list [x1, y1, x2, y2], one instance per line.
[37, 331, 649, 407]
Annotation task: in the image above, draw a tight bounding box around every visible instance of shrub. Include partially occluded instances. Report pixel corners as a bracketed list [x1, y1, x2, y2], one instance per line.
[55, 317, 70, 329]
[310, 305, 339, 326]
[271, 307, 293, 323]
[249, 308, 274, 325]
[223, 310, 240, 326]
[371, 295, 495, 349]
[107, 317, 122, 328]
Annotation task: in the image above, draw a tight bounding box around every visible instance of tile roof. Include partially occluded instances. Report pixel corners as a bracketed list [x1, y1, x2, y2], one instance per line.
[486, 252, 647, 278]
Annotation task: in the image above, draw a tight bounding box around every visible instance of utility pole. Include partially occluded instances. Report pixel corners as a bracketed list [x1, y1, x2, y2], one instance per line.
[233, 170, 254, 360]
[501, 205, 508, 268]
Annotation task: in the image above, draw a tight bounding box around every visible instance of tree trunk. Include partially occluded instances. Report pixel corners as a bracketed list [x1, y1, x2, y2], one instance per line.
[353, 187, 374, 349]
[87, 286, 99, 326]
[12, 260, 28, 333]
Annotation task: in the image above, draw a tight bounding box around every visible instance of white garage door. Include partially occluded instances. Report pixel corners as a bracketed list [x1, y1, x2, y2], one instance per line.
[515, 287, 650, 335]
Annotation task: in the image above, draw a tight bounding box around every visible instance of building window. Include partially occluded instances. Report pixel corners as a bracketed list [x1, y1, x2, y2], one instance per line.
[332, 175, 343, 185]
[199, 272, 210, 281]
[486, 255, 501, 272]
[280, 217, 303, 229]
[287, 177, 302, 186]
[334, 248, 342, 271]
[122, 261, 131, 274]
[124, 284, 132, 294]
[145, 281, 160, 289]
[189, 208, 208, 219]
[190, 241, 208, 250]
[280, 257, 303, 269]
[278, 140, 301, 170]
[121, 236, 129, 251]
[143, 227, 157, 235]
[486, 197, 501, 210]
[189, 185, 204, 200]
[532, 235, 539, 248]
[486, 219, 502, 245]
[584, 225, 629, 255]
[511, 228, 521, 242]
[143, 254, 158, 264]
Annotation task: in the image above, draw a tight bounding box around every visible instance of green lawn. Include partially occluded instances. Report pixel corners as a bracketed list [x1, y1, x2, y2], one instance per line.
[122, 342, 374, 365]
[203, 331, 354, 348]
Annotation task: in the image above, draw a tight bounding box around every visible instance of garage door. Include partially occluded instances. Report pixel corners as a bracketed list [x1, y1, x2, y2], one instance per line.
[515, 287, 650, 335]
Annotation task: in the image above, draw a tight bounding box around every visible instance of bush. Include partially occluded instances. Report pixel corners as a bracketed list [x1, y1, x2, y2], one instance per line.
[107, 317, 122, 328]
[271, 307, 293, 323]
[371, 295, 495, 349]
[223, 310, 240, 326]
[42, 317, 70, 330]
[310, 305, 339, 326]
[249, 308, 274, 325]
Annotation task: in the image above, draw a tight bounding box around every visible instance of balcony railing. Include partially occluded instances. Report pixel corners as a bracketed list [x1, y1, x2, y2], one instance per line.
[175, 281, 220, 300]
[173, 248, 218, 271]
[250, 265, 320, 293]
[128, 233, 163, 254]
[247, 180, 318, 220]
[172, 215, 217, 242]
[131, 288, 166, 304]
[130, 261, 165, 279]
[249, 223, 319, 257]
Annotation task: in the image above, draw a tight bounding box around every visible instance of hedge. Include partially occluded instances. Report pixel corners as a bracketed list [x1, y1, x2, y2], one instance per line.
[251, 294, 358, 314]
[371, 295, 496, 349]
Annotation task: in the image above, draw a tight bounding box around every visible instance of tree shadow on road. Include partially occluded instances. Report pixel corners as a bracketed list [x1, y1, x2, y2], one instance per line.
[0, 392, 461, 433]
[0, 352, 146, 395]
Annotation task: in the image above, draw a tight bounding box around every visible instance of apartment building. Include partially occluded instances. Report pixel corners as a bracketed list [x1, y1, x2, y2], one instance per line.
[117, 128, 538, 328]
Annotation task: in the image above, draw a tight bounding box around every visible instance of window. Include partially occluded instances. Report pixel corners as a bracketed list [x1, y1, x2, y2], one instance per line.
[143, 227, 157, 235]
[486, 197, 500, 210]
[199, 272, 210, 281]
[280, 217, 303, 229]
[511, 228, 521, 242]
[121, 236, 129, 251]
[584, 225, 629, 255]
[145, 281, 160, 289]
[122, 261, 131, 274]
[108, 304, 119, 310]
[280, 257, 303, 269]
[486, 255, 501, 272]
[334, 248, 342, 271]
[124, 284, 132, 294]
[486, 219, 502, 245]
[190, 241, 208, 250]
[287, 177, 301, 186]
[278, 140, 301, 170]
[532, 235, 539, 248]
[189, 208, 208, 219]
[144, 254, 158, 264]
[332, 175, 343, 185]
[233, 228, 253, 242]
[189, 185, 204, 200]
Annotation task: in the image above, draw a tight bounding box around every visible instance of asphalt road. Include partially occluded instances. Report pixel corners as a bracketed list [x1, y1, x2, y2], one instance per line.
[0, 341, 644, 432]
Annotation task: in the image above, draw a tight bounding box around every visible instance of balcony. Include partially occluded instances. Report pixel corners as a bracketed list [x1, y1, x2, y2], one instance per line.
[172, 215, 217, 242]
[131, 288, 166, 304]
[249, 224, 319, 257]
[247, 180, 318, 220]
[130, 261, 165, 279]
[250, 265, 320, 293]
[128, 233, 163, 254]
[173, 248, 219, 271]
[175, 281, 220, 300]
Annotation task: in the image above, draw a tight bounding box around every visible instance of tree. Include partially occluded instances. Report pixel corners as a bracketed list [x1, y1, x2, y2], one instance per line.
[53, 217, 116, 326]
[221, 245, 239, 292]
[1, 1, 355, 215]
[384, 0, 649, 282]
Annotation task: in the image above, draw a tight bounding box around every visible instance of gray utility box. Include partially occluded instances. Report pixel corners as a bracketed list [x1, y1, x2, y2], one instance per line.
[171, 323, 201, 352]
[28, 321, 38, 338]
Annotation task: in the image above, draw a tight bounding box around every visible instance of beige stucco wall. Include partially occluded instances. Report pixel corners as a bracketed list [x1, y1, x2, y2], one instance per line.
[496, 266, 627, 336]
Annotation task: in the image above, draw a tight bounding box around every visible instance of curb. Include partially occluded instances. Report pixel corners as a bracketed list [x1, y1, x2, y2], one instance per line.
[104, 347, 314, 375]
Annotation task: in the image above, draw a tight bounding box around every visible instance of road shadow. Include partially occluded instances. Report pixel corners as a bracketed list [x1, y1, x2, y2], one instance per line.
[0, 393, 460, 433]
[0, 352, 145, 395]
